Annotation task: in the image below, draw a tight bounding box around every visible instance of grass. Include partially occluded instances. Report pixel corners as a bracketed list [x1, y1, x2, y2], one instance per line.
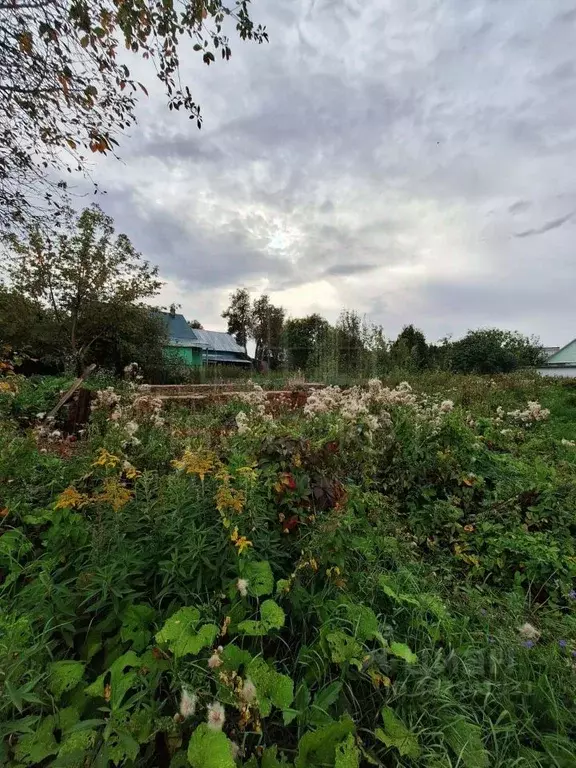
[0, 372, 575, 767]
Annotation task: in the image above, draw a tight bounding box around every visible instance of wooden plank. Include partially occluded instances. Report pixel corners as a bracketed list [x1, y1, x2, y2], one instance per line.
[44, 363, 96, 421]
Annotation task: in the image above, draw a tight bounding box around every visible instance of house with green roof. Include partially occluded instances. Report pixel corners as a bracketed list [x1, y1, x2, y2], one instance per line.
[540, 340, 576, 378]
[159, 310, 251, 368]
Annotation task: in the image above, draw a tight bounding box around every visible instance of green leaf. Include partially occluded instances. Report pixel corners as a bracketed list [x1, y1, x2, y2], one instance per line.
[376, 708, 420, 759]
[247, 657, 294, 717]
[261, 599, 285, 629]
[295, 716, 355, 768]
[48, 660, 85, 700]
[263, 744, 293, 767]
[310, 681, 343, 726]
[85, 651, 140, 710]
[221, 643, 252, 672]
[156, 607, 218, 657]
[58, 728, 97, 763]
[14, 715, 58, 765]
[237, 599, 285, 636]
[389, 642, 417, 664]
[335, 734, 360, 768]
[443, 718, 489, 768]
[242, 560, 274, 597]
[325, 631, 363, 668]
[344, 604, 379, 642]
[120, 603, 156, 651]
[187, 723, 235, 768]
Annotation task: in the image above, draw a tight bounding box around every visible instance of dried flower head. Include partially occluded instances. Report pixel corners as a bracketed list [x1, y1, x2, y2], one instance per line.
[518, 622, 541, 642]
[207, 701, 226, 731]
[179, 689, 197, 719]
[208, 650, 223, 669]
[240, 678, 257, 703]
[237, 578, 249, 597]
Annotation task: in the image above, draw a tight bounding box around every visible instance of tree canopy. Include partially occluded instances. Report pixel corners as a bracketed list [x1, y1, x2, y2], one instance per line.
[0, 0, 267, 231]
[3, 204, 164, 372]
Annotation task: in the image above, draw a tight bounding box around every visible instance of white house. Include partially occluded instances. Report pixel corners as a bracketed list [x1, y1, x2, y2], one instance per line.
[539, 340, 576, 378]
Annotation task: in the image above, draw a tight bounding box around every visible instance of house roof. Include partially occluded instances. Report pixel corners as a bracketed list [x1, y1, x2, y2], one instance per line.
[206, 352, 252, 365]
[544, 339, 576, 365]
[190, 328, 247, 356]
[159, 312, 209, 348]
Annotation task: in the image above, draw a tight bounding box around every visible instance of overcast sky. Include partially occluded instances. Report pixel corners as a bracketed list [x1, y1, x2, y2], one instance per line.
[89, 0, 576, 346]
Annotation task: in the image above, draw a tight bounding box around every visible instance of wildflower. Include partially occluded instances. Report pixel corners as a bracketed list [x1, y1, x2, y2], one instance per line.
[237, 578, 249, 597]
[236, 411, 250, 434]
[559, 639, 568, 649]
[93, 448, 121, 469]
[122, 460, 141, 480]
[239, 678, 257, 703]
[208, 647, 224, 668]
[463, 524, 475, 533]
[522, 640, 535, 649]
[216, 485, 246, 516]
[230, 527, 253, 555]
[569, 590, 576, 600]
[518, 622, 541, 642]
[179, 689, 197, 719]
[55, 486, 88, 510]
[206, 702, 225, 731]
[124, 420, 139, 437]
[561, 438, 576, 447]
[440, 399, 454, 412]
[97, 477, 133, 512]
[172, 448, 216, 481]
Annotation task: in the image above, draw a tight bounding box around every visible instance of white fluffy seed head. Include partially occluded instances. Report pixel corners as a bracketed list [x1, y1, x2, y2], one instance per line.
[207, 701, 226, 731]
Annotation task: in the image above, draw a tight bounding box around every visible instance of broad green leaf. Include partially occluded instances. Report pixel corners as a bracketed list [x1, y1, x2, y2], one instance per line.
[295, 716, 355, 768]
[335, 734, 360, 768]
[443, 718, 489, 768]
[376, 708, 420, 759]
[221, 643, 253, 671]
[156, 607, 218, 657]
[14, 715, 58, 765]
[344, 604, 379, 642]
[242, 560, 274, 597]
[58, 728, 97, 763]
[263, 744, 293, 767]
[325, 631, 363, 668]
[120, 603, 156, 652]
[389, 642, 417, 664]
[238, 599, 285, 636]
[48, 660, 85, 700]
[85, 651, 140, 710]
[187, 723, 235, 768]
[261, 599, 285, 629]
[247, 657, 294, 717]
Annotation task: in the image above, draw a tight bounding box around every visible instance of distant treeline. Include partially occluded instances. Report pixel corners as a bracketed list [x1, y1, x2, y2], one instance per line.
[222, 289, 546, 376]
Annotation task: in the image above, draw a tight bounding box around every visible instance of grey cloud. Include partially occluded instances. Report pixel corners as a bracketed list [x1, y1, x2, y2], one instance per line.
[324, 263, 377, 277]
[509, 200, 531, 214]
[101, 187, 294, 290]
[88, 0, 576, 338]
[515, 211, 574, 238]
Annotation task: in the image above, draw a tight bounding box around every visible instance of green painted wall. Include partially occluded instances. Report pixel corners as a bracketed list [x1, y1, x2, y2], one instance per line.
[163, 346, 204, 367]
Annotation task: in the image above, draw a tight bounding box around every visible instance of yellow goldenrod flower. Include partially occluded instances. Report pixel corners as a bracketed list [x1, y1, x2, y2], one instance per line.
[236, 465, 258, 483]
[172, 448, 217, 481]
[216, 485, 246, 515]
[97, 477, 133, 512]
[122, 460, 141, 480]
[55, 486, 89, 510]
[93, 448, 121, 469]
[230, 526, 253, 555]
